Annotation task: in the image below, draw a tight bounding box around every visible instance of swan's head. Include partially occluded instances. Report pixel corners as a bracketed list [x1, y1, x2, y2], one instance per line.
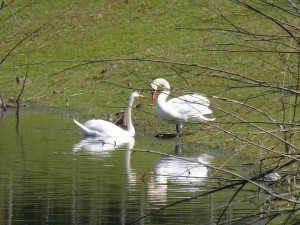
[150, 78, 170, 100]
[131, 91, 145, 99]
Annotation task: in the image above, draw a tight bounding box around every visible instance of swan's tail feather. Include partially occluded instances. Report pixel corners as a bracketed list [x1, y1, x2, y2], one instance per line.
[73, 119, 97, 136]
[205, 117, 215, 122]
[197, 115, 215, 122]
[187, 113, 215, 123]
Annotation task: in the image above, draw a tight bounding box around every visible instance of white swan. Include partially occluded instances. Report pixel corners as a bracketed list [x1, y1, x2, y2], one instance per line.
[73, 92, 144, 137]
[150, 78, 215, 135]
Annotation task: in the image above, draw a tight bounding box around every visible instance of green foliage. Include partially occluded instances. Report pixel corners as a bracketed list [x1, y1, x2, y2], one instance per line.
[1, 0, 299, 149]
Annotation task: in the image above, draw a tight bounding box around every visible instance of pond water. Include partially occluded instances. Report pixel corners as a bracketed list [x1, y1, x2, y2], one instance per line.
[0, 109, 265, 224]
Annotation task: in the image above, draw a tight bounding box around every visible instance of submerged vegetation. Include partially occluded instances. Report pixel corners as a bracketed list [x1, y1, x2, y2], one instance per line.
[1, 0, 300, 224]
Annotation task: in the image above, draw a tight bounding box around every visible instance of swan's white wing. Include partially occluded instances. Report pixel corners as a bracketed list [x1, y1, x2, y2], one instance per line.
[167, 94, 214, 123]
[73, 119, 100, 136]
[169, 94, 210, 106]
[84, 119, 129, 136]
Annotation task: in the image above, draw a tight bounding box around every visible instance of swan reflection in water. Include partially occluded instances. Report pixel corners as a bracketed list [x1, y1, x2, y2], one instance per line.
[73, 137, 212, 204]
[148, 142, 212, 204]
[73, 136, 135, 156]
[73, 136, 138, 184]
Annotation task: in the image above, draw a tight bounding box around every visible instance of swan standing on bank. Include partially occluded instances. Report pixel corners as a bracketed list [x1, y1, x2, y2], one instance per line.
[150, 78, 215, 135]
[74, 92, 144, 137]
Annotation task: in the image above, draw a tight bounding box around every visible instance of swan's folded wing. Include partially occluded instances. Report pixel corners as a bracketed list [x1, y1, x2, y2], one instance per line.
[84, 119, 128, 136]
[168, 94, 213, 117]
[169, 94, 210, 106]
[74, 119, 100, 136]
[188, 113, 215, 122]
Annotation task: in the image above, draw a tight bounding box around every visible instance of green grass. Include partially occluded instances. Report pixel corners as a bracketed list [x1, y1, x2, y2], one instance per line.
[1, 0, 299, 155]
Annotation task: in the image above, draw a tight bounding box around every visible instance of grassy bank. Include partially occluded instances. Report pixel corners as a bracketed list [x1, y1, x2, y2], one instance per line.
[0, 1, 219, 131]
[1, 0, 299, 151]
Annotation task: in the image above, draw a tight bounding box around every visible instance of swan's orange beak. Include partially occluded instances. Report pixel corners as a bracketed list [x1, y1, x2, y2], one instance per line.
[151, 89, 156, 100]
[139, 94, 145, 98]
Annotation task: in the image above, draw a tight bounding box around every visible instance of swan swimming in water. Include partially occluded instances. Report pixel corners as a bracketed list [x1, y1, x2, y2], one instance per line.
[73, 91, 144, 137]
[150, 78, 215, 136]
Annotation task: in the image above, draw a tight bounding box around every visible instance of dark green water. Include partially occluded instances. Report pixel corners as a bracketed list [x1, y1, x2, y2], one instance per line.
[0, 109, 265, 224]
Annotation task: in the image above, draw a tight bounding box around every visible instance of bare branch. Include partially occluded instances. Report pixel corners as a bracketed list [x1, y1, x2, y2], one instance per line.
[3, 0, 37, 45]
[0, 7, 72, 65]
[231, 0, 300, 45]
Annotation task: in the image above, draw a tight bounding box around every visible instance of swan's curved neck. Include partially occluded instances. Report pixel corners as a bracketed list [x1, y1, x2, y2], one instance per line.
[126, 95, 135, 136]
[157, 90, 170, 103]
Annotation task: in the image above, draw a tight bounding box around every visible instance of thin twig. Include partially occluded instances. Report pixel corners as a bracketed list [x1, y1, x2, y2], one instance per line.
[4, 0, 37, 45]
